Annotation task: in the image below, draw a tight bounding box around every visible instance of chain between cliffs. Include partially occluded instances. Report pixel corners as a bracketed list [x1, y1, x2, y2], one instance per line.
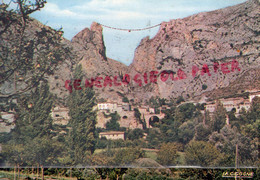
[98, 23, 162, 32]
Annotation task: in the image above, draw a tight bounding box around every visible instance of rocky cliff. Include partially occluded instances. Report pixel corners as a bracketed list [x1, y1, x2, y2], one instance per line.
[124, 0, 260, 102]
[70, 22, 129, 101]
[59, 0, 260, 103]
[1, 0, 259, 104]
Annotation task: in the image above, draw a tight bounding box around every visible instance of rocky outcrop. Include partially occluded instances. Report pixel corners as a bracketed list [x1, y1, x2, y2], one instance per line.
[50, 0, 259, 103]
[71, 22, 127, 77]
[1, 0, 259, 104]
[70, 22, 129, 101]
[128, 0, 260, 101]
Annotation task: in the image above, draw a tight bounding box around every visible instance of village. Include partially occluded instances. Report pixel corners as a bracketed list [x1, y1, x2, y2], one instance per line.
[1, 89, 259, 141]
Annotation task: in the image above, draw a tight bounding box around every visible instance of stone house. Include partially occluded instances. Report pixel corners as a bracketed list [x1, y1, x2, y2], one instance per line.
[51, 106, 69, 125]
[205, 97, 251, 115]
[0, 111, 15, 133]
[248, 91, 260, 102]
[99, 131, 125, 140]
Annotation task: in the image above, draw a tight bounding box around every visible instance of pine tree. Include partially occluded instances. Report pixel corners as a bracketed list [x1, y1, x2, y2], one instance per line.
[6, 82, 58, 166]
[67, 65, 97, 164]
[12, 82, 54, 143]
[105, 112, 120, 131]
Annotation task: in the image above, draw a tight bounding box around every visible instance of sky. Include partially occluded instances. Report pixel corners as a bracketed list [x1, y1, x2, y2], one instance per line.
[7, 0, 247, 65]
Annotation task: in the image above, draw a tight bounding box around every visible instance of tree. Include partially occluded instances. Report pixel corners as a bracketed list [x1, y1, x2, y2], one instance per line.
[11, 82, 54, 143]
[160, 107, 179, 143]
[122, 96, 129, 103]
[185, 141, 224, 167]
[134, 108, 141, 122]
[202, 84, 208, 90]
[212, 101, 226, 133]
[1, 143, 25, 166]
[105, 112, 120, 131]
[112, 147, 145, 166]
[176, 96, 184, 104]
[4, 82, 60, 166]
[209, 126, 257, 166]
[246, 96, 260, 124]
[0, 0, 73, 98]
[195, 123, 211, 141]
[157, 143, 179, 166]
[175, 103, 198, 124]
[134, 108, 146, 129]
[237, 107, 248, 127]
[204, 110, 211, 125]
[178, 120, 195, 144]
[146, 128, 162, 149]
[126, 128, 144, 141]
[67, 65, 97, 164]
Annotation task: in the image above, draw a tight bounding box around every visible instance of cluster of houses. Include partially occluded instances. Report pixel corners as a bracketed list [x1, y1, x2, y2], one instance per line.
[204, 90, 260, 116]
[1, 89, 259, 140]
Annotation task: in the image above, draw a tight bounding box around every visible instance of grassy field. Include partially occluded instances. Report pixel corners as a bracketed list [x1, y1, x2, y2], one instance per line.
[94, 148, 186, 165]
[144, 150, 158, 161]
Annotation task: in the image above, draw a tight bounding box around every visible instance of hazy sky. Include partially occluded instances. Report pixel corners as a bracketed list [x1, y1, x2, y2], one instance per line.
[16, 0, 247, 65]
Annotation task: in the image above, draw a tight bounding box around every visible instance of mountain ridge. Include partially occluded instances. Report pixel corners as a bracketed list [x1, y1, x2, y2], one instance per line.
[1, 0, 259, 104]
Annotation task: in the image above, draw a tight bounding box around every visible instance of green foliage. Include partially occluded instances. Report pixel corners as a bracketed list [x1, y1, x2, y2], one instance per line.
[93, 147, 145, 166]
[12, 83, 54, 143]
[160, 107, 180, 143]
[196, 103, 206, 110]
[246, 96, 260, 123]
[67, 65, 97, 164]
[209, 126, 258, 166]
[21, 137, 63, 166]
[2, 82, 62, 166]
[126, 128, 144, 141]
[105, 112, 120, 131]
[204, 110, 211, 126]
[176, 96, 185, 104]
[134, 108, 147, 129]
[113, 147, 145, 166]
[237, 108, 248, 126]
[212, 101, 226, 133]
[134, 108, 141, 122]
[146, 128, 162, 149]
[0, 132, 12, 143]
[185, 141, 224, 167]
[122, 96, 129, 103]
[228, 109, 239, 129]
[195, 123, 211, 141]
[157, 143, 179, 166]
[0, 0, 73, 97]
[148, 96, 166, 108]
[1, 143, 25, 166]
[202, 84, 208, 90]
[175, 103, 199, 123]
[178, 120, 195, 144]
[160, 122, 179, 143]
[241, 119, 259, 141]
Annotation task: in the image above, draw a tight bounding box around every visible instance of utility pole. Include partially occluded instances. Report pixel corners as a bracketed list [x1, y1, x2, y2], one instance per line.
[235, 144, 238, 168]
[235, 144, 238, 180]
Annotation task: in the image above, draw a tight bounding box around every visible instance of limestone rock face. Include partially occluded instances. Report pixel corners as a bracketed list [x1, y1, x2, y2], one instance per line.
[54, 0, 259, 102]
[71, 22, 127, 77]
[71, 22, 128, 101]
[127, 0, 260, 101]
[2, 1, 259, 104]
